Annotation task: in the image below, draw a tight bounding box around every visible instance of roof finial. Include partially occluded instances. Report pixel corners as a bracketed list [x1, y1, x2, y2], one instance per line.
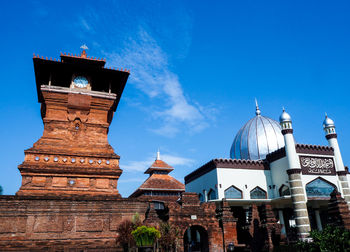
[156, 149, 160, 160]
[255, 98, 261, 115]
[282, 106, 285, 112]
[325, 112, 328, 118]
[80, 44, 88, 58]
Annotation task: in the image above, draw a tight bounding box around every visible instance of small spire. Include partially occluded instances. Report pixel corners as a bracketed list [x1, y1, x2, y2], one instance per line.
[156, 149, 160, 160]
[282, 106, 285, 112]
[325, 112, 328, 118]
[255, 98, 261, 115]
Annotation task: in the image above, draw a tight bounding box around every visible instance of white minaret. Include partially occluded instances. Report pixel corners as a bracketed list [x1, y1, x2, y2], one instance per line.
[279, 108, 311, 239]
[323, 114, 350, 208]
[279, 108, 299, 169]
[323, 114, 345, 172]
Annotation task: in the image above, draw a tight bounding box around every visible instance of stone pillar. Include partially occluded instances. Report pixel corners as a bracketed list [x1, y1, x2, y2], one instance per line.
[278, 209, 286, 236]
[287, 169, 311, 239]
[314, 209, 322, 231]
[219, 199, 238, 249]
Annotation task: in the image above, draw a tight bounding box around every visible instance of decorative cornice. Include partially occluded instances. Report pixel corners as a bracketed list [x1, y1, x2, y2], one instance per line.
[296, 144, 334, 155]
[281, 129, 293, 135]
[337, 171, 348, 176]
[41, 85, 117, 100]
[213, 158, 267, 169]
[185, 158, 268, 184]
[266, 148, 286, 162]
[266, 144, 334, 163]
[326, 133, 337, 140]
[18, 164, 122, 177]
[287, 169, 302, 175]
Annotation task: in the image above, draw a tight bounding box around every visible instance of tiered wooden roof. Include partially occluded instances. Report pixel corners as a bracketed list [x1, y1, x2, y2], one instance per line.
[129, 152, 185, 199]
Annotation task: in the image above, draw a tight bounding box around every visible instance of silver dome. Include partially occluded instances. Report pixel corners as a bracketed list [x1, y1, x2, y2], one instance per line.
[230, 106, 285, 160]
[279, 109, 292, 123]
[323, 114, 335, 128]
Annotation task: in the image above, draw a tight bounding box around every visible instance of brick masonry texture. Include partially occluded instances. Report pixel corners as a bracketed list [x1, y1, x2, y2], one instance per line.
[17, 91, 122, 197]
[0, 196, 148, 251]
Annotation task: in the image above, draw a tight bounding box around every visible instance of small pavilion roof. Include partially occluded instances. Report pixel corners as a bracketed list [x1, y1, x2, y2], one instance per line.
[129, 174, 185, 198]
[144, 151, 174, 174]
[144, 159, 174, 174]
[129, 151, 185, 198]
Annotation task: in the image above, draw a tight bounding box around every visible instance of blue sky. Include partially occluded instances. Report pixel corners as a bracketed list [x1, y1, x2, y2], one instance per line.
[1, 1, 350, 197]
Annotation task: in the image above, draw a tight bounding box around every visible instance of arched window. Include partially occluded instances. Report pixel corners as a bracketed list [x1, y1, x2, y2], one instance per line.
[224, 185, 242, 199]
[250, 186, 267, 199]
[207, 189, 216, 200]
[306, 178, 336, 198]
[152, 201, 165, 210]
[198, 193, 204, 202]
[279, 185, 290, 197]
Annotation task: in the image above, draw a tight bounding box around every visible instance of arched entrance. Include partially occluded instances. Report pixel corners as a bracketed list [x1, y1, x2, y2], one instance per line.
[183, 225, 209, 252]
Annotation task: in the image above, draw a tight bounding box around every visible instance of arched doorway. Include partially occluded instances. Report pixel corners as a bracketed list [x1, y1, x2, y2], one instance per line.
[183, 225, 209, 252]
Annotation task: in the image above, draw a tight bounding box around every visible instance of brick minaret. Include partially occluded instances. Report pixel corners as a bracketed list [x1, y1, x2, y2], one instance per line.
[17, 49, 129, 197]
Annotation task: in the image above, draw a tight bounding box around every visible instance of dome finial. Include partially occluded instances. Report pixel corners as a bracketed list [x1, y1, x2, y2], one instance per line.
[323, 113, 335, 129]
[279, 107, 292, 123]
[156, 148, 160, 160]
[255, 98, 261, 115]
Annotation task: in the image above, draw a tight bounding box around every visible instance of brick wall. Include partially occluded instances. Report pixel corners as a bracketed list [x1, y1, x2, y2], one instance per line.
[0, 196, 148, 251]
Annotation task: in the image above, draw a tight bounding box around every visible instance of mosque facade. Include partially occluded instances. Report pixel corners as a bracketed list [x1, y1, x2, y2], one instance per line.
[185, 102, 350, 240]
[0, 49, 349, 251]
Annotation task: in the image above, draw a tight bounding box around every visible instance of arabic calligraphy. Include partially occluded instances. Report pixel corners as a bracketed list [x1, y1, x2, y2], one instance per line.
[299, 156, 335, 175]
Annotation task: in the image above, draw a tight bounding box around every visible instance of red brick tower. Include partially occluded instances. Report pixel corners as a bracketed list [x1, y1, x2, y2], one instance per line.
[16, 48, 129, 197]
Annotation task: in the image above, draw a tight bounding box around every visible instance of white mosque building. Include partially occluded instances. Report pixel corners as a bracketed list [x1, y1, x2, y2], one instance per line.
[185, 102, 350, 239]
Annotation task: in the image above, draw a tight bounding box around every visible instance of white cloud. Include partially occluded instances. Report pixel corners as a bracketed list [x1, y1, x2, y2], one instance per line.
[72, 2, 217, 137]
[122, 159, 152, 172]
[122, 152, 195, 172]
[79, 17, 91, 32]
[107, 28, 215, 136]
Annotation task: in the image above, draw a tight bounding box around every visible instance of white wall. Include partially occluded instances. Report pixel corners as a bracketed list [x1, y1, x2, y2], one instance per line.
[270, 157, 289, 197]
[186, 152, 341, 201]
[185, 168, 218, 200]
[216, 168, 272, 199]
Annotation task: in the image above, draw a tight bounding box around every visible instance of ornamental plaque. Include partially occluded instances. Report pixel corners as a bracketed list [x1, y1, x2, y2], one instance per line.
[299, 155, 336, 175]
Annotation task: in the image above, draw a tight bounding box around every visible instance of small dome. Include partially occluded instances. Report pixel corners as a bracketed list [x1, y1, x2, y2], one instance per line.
[230, 106, 285, 160]
[279, 109, 292, 123]
[323, 114, 335, 128]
